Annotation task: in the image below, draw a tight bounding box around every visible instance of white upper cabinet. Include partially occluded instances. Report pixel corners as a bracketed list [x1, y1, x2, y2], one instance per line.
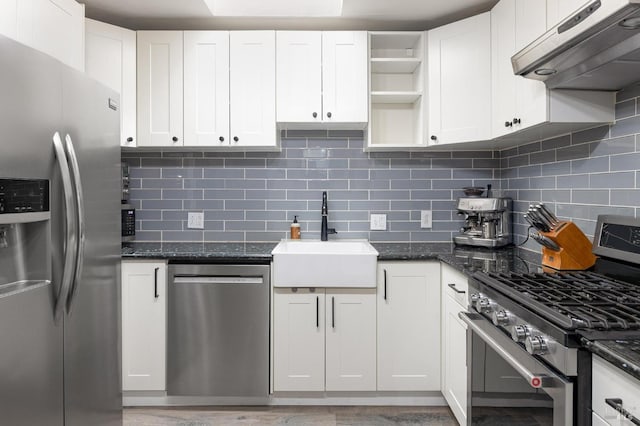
[229, 31, 276, 147]
[491, 0, 613, 143]
[0, 0, 19, 39]
[137, 31, 184, 147]
[427, 12, 491, 146]
[85, 19, 137, 147]
[322, 31, 368, 123]
[276, 31, 367, 125]
[1, 0, 84, 71]
[276, 31, 322, 123]
[183, 31, 230, 147]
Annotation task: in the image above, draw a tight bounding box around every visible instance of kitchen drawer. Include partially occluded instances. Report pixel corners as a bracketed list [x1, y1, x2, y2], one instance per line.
[441, 263, 468, 307]
[592, 355, 640, 425]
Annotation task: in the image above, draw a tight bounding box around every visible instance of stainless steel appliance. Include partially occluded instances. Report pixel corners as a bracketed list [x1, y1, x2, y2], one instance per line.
[454, 197, 512, 248]
[167, 264, 270, 397]
[0, 36, 121, 425]
[512, 0, 640, 90]
[461, 215, 640, 425]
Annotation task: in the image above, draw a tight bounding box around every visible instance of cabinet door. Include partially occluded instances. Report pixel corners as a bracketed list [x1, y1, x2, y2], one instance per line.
[377, 262, 440, 391]
[230, 31, 276, 147]
[273, 288, 325, 391]
[442, 294, 468, 425]
[428, 12, 491, 145]
[491, 0, 517, 138]
[276, 31, 322, 123]
[137, 31, 183, 147]
[514, 0, 548, 131]
[121, 261, 167, 391]
[183, 31, 230, 147]
[20, 0, 85, 71]
[325, 289, 376, 391]
[0, 0, 18, 39]
[322, 31, 368, 123]
[85, 19, 137, 147]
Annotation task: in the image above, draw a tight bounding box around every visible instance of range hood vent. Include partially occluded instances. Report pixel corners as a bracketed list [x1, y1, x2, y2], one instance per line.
[512, 0, 640, 91]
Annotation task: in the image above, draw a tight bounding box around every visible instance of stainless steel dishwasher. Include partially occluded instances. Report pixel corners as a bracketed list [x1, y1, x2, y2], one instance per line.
[167, 264, 269, 396]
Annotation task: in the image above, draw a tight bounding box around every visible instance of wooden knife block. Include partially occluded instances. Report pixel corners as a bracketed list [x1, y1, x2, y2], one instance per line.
[539, 221, 596, 271]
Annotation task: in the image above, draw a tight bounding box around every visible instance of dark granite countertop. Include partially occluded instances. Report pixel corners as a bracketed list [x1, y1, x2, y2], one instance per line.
[583, 339, 640, 382]
[122, 241, 543, 276]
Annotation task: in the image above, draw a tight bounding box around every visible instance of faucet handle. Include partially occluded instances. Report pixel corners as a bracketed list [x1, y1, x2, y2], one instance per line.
[328, 228, 337, 235]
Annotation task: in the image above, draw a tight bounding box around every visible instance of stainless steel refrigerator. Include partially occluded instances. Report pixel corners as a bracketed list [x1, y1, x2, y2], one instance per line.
[0, 35, 121, 425]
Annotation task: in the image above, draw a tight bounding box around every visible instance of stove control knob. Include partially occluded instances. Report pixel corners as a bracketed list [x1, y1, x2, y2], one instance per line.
[511, 325, 532, 343]
[475, 297, 494, 314]
[492, 309, 513, 327]
[525, 335, 549, 355]
[470, 293, 481, 303]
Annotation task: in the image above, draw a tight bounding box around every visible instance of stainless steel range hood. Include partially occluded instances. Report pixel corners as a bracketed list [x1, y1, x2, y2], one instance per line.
[512, 0, 640, 91]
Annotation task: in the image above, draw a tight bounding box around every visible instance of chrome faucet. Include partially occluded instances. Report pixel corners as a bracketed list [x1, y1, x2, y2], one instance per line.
[320, 191, 337, 241]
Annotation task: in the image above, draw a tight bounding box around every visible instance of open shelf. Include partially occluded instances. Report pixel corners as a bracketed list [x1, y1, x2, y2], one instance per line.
[371, 92, 422, 103]
[370, 58, 421, 73]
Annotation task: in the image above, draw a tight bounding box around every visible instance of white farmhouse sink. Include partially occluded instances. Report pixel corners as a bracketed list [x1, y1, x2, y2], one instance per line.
[272, 240, 379, 288]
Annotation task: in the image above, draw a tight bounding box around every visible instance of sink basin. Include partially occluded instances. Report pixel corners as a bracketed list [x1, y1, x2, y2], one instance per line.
[272, 240, 379, 288]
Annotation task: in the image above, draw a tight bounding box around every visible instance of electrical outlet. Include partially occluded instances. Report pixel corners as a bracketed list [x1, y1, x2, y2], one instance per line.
[187, 212, 204, 229]
[420, 210, 432, 229]
[370, 214, 387, 231]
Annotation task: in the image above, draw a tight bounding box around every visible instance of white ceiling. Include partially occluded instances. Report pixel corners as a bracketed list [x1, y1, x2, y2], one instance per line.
[79, 0, 498, 31]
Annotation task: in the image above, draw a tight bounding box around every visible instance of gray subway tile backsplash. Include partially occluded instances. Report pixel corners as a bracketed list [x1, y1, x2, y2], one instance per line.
[127, 93, 640, 244]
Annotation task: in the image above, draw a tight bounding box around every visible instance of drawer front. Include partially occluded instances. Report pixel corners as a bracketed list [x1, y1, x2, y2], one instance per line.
[592, 355, 640, 425]
[441, 263, 468, 306]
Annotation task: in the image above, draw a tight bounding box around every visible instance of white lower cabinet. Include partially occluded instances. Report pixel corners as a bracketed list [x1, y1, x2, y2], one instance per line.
[273, 287, 376, 392]
[377, 262, 440, 391]
[121, 260, 167, 391]
[441, 263, 468, 425]
[592, 354, 640, 426]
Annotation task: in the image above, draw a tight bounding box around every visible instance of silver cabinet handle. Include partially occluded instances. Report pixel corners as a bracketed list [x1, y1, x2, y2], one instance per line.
[448, 283, 466, 294]
[605, 399, 640, 425]
[64, 134, 85, 314]
[52, 132, 77, 322]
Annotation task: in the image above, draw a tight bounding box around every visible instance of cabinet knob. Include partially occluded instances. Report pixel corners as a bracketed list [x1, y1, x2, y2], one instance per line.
[312, 112, 318, 118]
[172, 136, 179, 142]
[430, 135, 437, 141]
[326, 112, 332, 118]
[504, 121, 513, 128]
[233, 136, 239, 142]
[126, 137, 134, 143]
[513, 118, 521, 124]
[219, 136, 225, 142]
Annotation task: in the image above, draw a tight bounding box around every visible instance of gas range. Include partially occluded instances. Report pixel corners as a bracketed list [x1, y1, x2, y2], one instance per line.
[463, 215, 640, 425]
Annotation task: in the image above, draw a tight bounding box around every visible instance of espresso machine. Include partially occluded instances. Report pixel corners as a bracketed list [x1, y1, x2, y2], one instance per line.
[454, 196, 512, 248]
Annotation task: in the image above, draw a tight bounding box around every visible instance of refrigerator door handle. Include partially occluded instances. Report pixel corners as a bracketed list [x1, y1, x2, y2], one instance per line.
[52, 132, 78, 322]
[64, 134, 85, 313]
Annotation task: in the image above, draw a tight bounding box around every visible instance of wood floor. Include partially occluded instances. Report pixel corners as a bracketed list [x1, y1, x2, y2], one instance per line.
[123, 406, 459, 425]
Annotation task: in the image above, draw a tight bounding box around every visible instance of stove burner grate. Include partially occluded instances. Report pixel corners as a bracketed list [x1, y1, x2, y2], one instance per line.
[475, 271, 640, 331]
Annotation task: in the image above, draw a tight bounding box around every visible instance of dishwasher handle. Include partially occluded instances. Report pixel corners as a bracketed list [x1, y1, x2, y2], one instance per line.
[173, 276, 264, 285]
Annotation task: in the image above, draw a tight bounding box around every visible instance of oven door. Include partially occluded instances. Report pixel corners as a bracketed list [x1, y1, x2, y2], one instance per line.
[460, 312, 573, 426]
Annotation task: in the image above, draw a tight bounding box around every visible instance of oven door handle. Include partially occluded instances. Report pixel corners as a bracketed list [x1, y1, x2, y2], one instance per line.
[460, 312, 555, 389]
